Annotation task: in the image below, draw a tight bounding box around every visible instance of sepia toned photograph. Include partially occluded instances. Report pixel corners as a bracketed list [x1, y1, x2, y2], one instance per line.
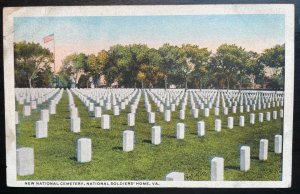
[4, 5, 294, 187]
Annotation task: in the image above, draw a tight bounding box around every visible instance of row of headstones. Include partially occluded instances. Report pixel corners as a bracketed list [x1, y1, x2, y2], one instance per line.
[148, 89, 284, 109]
[191, 91, 283, 110]
[74, 88, 137, 108]
[166, 135, 283, 181]
[67, 89, 142, 132]
[71, 88, 142, 114]
[20, 89, 62, 117]
[146, 89, 283, 118]
[16, 89, 64, 138]
[15, 88, 60, 106]
[16, 135, 282, 178]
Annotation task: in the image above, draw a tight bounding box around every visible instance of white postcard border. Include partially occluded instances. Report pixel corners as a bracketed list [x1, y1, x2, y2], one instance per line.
[4, 4, 294, 188]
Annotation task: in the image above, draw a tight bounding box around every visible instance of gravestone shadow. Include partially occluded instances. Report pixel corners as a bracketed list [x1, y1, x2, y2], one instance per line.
[112, 146, 122, 151]
[142, 139, 151, 144]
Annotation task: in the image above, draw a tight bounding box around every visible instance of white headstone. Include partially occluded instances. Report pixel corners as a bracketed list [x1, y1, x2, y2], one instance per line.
[215, 119, 221, 132]
[40, 109, 49, 122]
[258, 113, 264, 122]
[210, 157, 224, 181]
[113, 106, 120, 116]
[23, 105, 31, 116]
[94, 106, 102, 118]
[204, 108, 210, 117]
[197, 121, 205, 137]
[164, 110, 171, 122]
[151, 126, 161, 145]
[266, 112, 271, 121]
[239, 116, 244, 127]
[192, 108, 199, 118]
[77, 138, 92, 163]
[128, 113, 135, 127]
[280, 109, 284, 118]
[239, 106, 244, 113]
[16, 147, 34, 176]
[49, 104, 56, 114]
[240, 146, 250, 172]
[250, 113, 255, 124]
[180, 109, 185, 120]
[105, 102, 112, 110]
[232, 106, 236, 114]
[71, 117, 81, 133]
[30, 101, 37, 109]
[274, 135, 282, 154]
[35, 120, 48, 138]
[88, 103, 94, 112]
[273, 111, 277, 120]
[214, 107, 219, 116]
[123, 130, 134, 152]
[148, 112, 155, 124]
[165, 172, 184, 181]
[101, 115, 110, 129]
[176, 123, 185, 139]
[227, 117, 234, 129]
[223, 107, 228, 115]
[259, 139, 268, 161]
[171, 103, 176, 111]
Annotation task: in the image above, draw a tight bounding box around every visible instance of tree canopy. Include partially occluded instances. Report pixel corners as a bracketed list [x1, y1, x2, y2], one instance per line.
[14, 41, 285, 90]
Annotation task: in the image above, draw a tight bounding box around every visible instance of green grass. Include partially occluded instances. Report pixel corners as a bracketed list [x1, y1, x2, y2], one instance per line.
[16, 90, 283, 181]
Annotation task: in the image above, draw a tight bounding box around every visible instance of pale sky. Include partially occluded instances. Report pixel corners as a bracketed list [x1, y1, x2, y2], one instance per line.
[14, 15, 285, 72]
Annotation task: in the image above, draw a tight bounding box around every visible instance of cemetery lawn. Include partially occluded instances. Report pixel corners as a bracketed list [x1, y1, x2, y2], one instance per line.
[16, 90, 282, 181]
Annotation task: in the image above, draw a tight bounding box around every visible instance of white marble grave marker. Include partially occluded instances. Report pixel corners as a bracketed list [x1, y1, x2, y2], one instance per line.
[101, 115, 110, 129]
[215, 119, 221, 132]
[227, 117, 234, 129]
[274, 135, 282, 154]
[240, 146, 250, 172]
[165, 172, 184, 181]
[239, 116, 245, 127]
[23, 105, 31, 116]
[151, 126, 161, 145]
[128, 113, 135, 127]
[16, 147, 34, 176]
[77, 138, 92, 163]
[197, 121, 205, 136]
[176, 123, 185, 139]
[250, 113, 255, 124]
[148, 112, 155, 124]
[40, 109, 49, 122]
[123, 130, 134, 152]
[259, 139, 268, 161]
[210, 157, 224, 181]
[164, 110, 171, 122]
[35, 120, 48, 138]
[71, 117, 81, 133]
[94, 106, 102, 118]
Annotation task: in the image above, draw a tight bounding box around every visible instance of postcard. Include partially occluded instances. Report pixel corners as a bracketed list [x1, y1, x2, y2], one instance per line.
[3, 4, 294, 187]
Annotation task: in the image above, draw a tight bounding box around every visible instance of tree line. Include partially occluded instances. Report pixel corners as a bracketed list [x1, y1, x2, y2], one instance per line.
[14, 41, 284, 89]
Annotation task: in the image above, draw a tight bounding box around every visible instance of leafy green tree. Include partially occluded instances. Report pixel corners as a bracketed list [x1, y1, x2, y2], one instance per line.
[14, 41, 53, 88]
[33, 64, 54, 87]
[60, 53, 87, 85]
[259, 44, 285, 89]
[182, 44, 211, 89]
[211, 44, 248, 89]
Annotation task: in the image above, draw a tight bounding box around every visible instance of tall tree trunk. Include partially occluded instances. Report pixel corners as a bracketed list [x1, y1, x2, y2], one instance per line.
[28, 77, 32, 88]
[185, 76, 188, 91]
[142, 81, 144, 89]
[164, 76, 168, 90]
[226, 76, 230, 90]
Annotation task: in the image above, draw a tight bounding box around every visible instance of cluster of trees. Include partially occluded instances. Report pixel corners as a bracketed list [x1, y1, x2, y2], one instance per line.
[14, 41, 285, 90]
